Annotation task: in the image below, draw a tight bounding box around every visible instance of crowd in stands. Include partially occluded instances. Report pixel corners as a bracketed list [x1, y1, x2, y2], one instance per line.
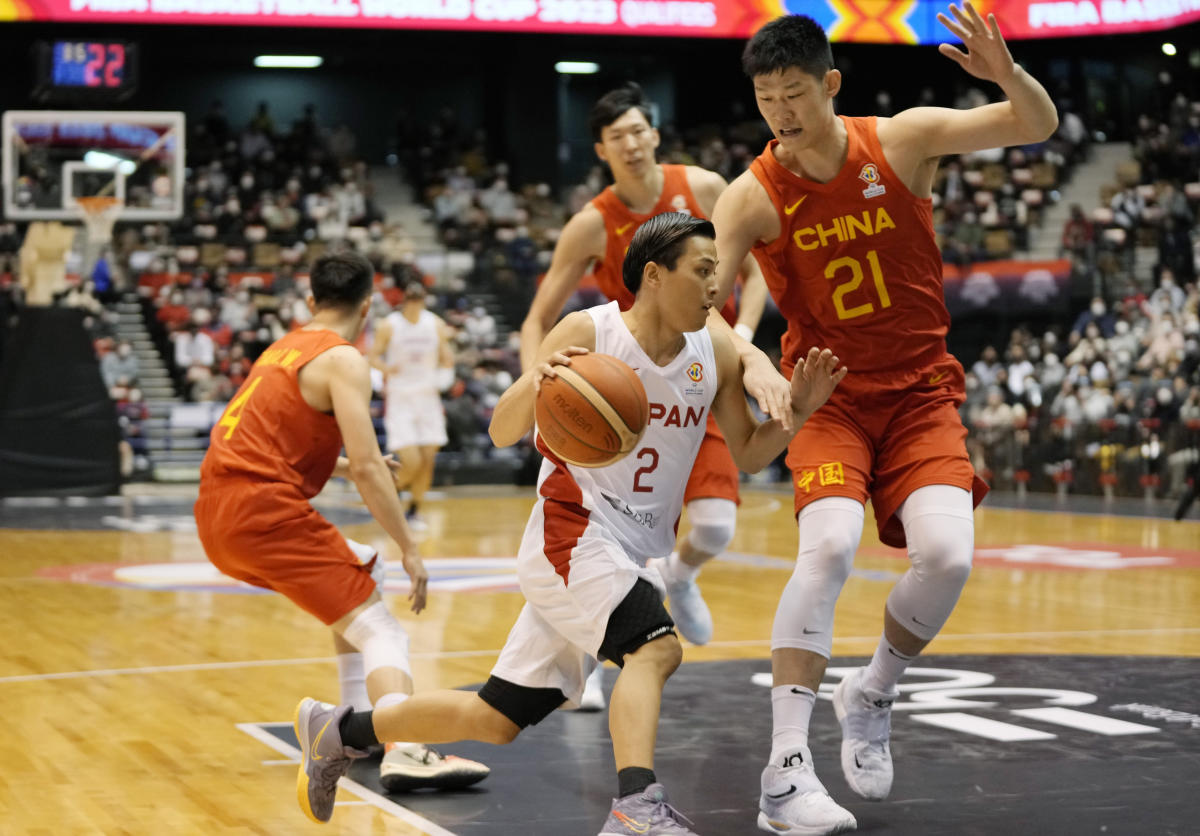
[961, 283, 1200, 497]
[1, 84, 1195, 500]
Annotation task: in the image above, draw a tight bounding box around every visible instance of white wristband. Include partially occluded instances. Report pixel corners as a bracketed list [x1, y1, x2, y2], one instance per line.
[733, 323, 755, 342]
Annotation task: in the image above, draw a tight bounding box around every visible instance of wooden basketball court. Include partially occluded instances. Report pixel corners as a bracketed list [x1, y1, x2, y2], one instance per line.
[2, 485, 1197, 834]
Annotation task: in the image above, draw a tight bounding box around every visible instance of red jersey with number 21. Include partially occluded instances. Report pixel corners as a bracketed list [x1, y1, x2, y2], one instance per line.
[750, 116, 950, 376]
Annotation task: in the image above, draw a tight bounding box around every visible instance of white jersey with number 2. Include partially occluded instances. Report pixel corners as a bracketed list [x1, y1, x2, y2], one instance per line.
[534, 301, 716, 564]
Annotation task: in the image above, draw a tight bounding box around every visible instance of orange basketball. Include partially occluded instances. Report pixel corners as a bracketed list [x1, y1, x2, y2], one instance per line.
[534, 353, 649, 467]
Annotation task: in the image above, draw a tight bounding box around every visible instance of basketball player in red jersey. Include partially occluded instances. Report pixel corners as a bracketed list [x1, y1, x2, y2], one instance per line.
[710, 6, 1058, 833]
[194, 252, 488, 818]
[520, 84, 786, 682]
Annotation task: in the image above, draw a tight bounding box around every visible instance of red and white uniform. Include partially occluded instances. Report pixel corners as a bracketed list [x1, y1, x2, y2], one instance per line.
[749, 116, 987, 547]
[490, 302, 715, 702]
[194, 329, 376, 625]
[589, 164, 739, 505]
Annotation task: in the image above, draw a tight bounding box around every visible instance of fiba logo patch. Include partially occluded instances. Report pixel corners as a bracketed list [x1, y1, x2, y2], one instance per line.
[859, 163, 886, 199]
[686, 362, 703, 382]
[670, 194, 693, 215]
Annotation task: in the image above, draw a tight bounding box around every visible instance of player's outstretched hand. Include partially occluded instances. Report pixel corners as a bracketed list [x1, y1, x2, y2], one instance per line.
[789, 347, 847, 420]
[531, 346, 589, 394]
[743, 354, 796, 432]
[937, 2, 1015, 85]
[399, 549, 428, 614]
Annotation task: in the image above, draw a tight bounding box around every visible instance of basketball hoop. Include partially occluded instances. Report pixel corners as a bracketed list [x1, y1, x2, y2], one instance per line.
[74, 195, 122, 246]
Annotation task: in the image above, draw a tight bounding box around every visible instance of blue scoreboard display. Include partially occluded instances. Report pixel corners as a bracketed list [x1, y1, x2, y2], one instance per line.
[53, 42, 127, 87]
[35, 41, 138, 102]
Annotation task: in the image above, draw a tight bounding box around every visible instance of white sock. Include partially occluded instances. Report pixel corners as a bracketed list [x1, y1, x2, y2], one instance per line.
[861, 635, 912, 694]
[665, 551, 700, 585]
[769, 685, 815, 766]
[337, 652, 371, 711]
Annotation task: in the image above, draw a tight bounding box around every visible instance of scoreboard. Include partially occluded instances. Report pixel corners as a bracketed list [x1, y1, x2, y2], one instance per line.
[35, 41, 138, 102]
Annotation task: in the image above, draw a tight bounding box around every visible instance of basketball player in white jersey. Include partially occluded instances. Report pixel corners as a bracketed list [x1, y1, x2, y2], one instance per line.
[368, 281, 454, 530]
[293, 213, 845, 834]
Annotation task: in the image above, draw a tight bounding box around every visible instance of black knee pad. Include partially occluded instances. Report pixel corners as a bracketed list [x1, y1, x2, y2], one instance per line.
[598, 578, 676, 667]
[477, 675, 567, 729]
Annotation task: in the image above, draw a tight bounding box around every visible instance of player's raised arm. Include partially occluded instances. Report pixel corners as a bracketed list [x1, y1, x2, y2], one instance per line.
[518, 206, 607, 370]
[709, 328, 846, 474]
[885, 2, 1057, 160]
[491, 311, 596, 448]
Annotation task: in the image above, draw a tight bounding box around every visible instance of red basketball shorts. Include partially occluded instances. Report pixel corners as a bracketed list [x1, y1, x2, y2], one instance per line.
[785, 355, 988, 548]
[684, 412, 740, 505]
[194, 481, 376, 625]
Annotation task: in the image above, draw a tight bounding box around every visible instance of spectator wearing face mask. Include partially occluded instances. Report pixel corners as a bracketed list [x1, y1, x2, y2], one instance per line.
[102, 339, 140, 389]
[1148, 270, 1186, 318]
[1138, 314, 1185, 371]
[1071, 297, 1116, 338]
[1007, 345, 1035, 399]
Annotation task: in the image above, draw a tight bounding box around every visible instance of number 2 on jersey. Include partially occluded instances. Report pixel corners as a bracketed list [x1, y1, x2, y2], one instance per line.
[827, 250, 890, 321]
[632, 447, 659, 493]
[216, 377, 262, 440]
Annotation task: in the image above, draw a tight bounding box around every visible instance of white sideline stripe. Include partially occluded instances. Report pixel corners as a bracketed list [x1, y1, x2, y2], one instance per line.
[1011, 707, 1161, 736]
[909, 712, 1056, 741]
[1, 627, 1197, 684]
[235, 723, 458, 836]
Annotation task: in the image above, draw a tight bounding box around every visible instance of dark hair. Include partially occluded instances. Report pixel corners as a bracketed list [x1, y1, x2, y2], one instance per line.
[742, 15, 834, 80]
[589, 82, 655, 142]
[622, 213, 715, 295]
[310, 251, 374, 310]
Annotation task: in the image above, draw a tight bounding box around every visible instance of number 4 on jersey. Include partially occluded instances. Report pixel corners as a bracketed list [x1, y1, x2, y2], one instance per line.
[216, 377, 263, 440]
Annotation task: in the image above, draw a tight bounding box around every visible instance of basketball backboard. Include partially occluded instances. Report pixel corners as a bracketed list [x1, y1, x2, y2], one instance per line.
[3, 110, 185, 221]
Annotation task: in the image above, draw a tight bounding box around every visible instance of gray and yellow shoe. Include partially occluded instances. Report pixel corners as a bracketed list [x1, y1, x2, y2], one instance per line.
[293, 698, 367, 823]
[599, 783, 699, 835]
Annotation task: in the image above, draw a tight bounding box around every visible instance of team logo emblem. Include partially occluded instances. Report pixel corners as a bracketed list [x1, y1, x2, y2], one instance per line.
[859, 163, 886, 199]
[686, 362, 704, 382]
[670, 194, 692, 216]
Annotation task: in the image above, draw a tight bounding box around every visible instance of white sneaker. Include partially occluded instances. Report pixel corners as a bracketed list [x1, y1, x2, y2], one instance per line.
[757, 748, 857, 835]
[404, 511, 430, 533]
[578, 666, 606, 711]
[651, 555, 713, 645]
[379, 743, 490, 792]
[832, 668, 897, 801]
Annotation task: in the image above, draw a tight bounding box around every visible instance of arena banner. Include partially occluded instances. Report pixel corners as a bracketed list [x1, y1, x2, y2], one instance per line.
[3, 0, 1197, 38]
[942, 257, 1072, 316]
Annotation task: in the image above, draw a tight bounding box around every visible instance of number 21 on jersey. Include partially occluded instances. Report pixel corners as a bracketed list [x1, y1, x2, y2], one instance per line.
[827, 250, 891, 321]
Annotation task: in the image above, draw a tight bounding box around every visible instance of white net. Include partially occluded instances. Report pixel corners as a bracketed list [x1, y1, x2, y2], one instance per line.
[75, 197, 122, 246]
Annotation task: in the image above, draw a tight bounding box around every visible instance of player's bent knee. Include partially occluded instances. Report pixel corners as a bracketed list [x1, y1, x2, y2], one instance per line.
[477, 676, 566, 735]
[469, 695, 522, 744]
[685, 498, 737, 555]
[597, 578, 676, 667]
[625, 632, 683, 677]
[809, 529, 857, 584]
[911, 523, 974, 588]
[341, 601, 412, 677]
